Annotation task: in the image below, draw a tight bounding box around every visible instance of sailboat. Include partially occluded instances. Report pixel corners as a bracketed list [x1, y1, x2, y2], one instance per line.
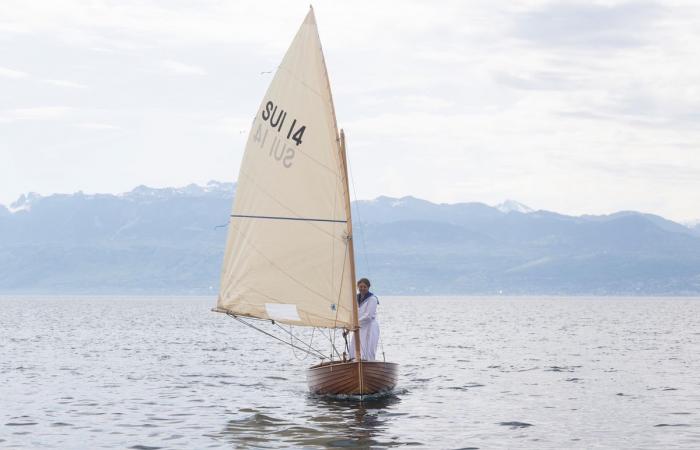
[213, 8, 398, 396]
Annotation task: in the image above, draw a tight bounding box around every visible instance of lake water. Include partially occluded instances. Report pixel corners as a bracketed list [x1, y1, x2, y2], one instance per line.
[1, 296, 699, 449]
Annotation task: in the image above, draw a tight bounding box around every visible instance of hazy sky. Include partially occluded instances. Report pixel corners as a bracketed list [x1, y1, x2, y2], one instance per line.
[1, 0, 699, 222]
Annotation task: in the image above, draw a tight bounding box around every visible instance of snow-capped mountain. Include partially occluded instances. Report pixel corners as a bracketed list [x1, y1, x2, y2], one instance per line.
[123, 180, 235, 200]
[495, 200, 534, 214]
[9, 192, 42, 213]
[2, 183, 700, 295]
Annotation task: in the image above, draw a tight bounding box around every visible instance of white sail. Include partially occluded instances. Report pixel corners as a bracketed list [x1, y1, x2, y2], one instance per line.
[217, 9, 355, 329]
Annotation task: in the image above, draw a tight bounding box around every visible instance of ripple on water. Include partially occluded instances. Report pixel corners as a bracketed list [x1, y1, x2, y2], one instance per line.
[3, 295, 700, 448]
[654, 423, 691, 427]
[230, 412, 286, 429]
[444, 382, 485, 391]
[498, 421, 533, 429]
[545, 365, 581, 372]
[162, 434, 184, 441]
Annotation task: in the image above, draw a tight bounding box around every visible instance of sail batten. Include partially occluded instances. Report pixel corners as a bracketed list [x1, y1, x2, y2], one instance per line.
[231, 214, 347, 224]
[217, 9, 355, 329]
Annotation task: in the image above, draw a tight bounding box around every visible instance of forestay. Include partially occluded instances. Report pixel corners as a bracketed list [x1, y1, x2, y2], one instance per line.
[217, 9, 355, 329]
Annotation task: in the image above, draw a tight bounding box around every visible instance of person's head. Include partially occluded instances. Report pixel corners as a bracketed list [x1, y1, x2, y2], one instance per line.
[357, 278, 370, 296]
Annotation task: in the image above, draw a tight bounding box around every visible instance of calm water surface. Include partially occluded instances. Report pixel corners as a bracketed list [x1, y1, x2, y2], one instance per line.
[1, 296, 699, 449]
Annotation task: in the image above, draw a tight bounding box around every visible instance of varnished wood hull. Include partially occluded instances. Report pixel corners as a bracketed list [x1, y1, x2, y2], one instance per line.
[306, 361, 399, 395]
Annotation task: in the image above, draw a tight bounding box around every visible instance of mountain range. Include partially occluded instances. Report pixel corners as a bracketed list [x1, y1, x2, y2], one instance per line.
[2, 181, 699, 295]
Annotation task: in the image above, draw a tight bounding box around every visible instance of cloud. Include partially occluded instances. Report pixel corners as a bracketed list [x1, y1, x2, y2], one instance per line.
[585, 160, 700, 183]
[159, 59, 207, 76]
[0, 66, 28, 78]
[1, 0, 698, 223]
[0, 106, 73, 121]
[42, 79, 88, 88]
[203, 116, 252, 135]
[74, 122, 119, 130]
[0, 0, 298, 48]
[492, 70, 582, 92]
[512, 1, 664, 48]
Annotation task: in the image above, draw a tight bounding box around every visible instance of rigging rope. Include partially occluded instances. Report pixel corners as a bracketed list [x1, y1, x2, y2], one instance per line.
[346, 151, 372, 280]
[273, 322, 327, 360]
[224, 312, 327, 360]
[320, 327, 343, 360]
[287, 324, 304, 361]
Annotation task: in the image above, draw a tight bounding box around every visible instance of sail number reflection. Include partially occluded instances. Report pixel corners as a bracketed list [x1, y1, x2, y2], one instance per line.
[253, 100, 307, 168]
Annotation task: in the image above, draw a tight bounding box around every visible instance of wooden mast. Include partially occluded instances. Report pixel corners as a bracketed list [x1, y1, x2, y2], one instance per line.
[339, 129, 363, 393]
[311, 6, 362, 393]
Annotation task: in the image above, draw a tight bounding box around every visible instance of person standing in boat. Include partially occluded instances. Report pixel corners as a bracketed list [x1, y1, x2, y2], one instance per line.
[348, 278, 380, 361]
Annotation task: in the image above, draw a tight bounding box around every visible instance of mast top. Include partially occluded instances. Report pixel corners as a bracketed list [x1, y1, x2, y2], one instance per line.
[306, 5, 316, 25]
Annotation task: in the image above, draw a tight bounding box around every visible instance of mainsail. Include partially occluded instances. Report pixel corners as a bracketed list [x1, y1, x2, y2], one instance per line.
[217, 9, 355, 329]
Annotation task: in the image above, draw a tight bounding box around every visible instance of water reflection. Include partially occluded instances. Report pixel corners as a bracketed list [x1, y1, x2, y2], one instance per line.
[307, 394, 403, 447]
[218, 393, 405, 448]
[6, 296, 699, 448]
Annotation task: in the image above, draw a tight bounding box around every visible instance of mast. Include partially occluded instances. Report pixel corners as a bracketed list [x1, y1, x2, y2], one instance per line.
[309, 8, 362, 390]
[339, 129, 363, 392]
[309, 6, 361, 366]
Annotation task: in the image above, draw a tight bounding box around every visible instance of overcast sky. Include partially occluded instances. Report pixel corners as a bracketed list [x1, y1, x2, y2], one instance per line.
[1, 0, 699, 222]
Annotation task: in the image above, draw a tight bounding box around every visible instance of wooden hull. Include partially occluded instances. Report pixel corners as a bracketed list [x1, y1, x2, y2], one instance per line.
[306, 360, 398, 395]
